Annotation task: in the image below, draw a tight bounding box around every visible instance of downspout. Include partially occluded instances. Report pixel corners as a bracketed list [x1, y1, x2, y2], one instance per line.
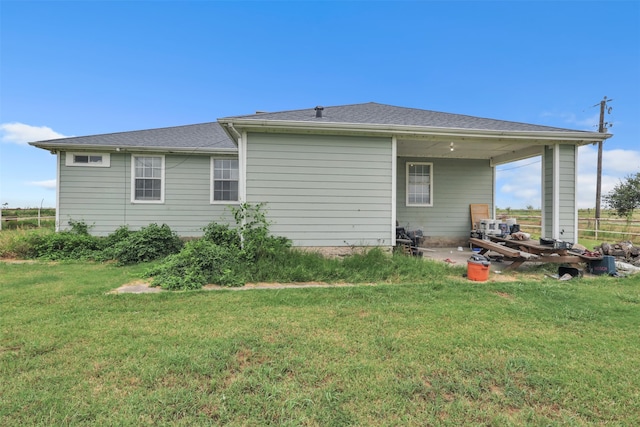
[573, 145, 579, 241]
[55, 151, 61, 231]
[492, 163, 496, 220]
[226, 123, 246, 247]
[553, 144, 560, 239]
[391, 136, 397, 246]
[226, 123, 245, 203]
[541, 149, 546, 237]
[240, 131, 247, 203]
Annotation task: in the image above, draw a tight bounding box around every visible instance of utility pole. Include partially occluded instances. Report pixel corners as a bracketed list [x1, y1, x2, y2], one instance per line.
[594, 96, 613, 239]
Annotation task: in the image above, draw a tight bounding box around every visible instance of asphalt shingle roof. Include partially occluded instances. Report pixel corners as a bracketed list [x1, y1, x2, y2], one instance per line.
[224, 102, 587, 133]
[32, 102, 596, 151]
[31, 122, 236, 150]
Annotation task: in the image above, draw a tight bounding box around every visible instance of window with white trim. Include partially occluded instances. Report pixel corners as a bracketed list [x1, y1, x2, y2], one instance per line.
[406, 162, 433, 206]
[132, 155, 164, 203]
[211, 158, 239, 202]
[66, 152, 110, 167]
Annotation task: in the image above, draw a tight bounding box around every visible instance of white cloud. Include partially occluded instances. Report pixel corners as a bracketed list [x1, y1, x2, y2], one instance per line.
[0, 122, 68, 145]
[29, 179, 57, 190]
[496, 158, 542, 209]
[540, 111, 601, 132]
[496, 145, 640, 209]
[576, 145, 639, 209]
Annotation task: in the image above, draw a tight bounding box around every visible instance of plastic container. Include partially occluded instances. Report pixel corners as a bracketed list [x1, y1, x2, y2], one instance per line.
[467, 254, 490, 282]
[589, 255, 616, 275]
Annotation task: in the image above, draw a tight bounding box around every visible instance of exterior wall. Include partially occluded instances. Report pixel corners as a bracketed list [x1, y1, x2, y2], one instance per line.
[396, 157, 493, 246]
[542, 144, 577, 242]
[58, 152, 235, 236]
[245, 133, 393, 247]
[558, 145, 577, 242]
[542, 147, 554, 238]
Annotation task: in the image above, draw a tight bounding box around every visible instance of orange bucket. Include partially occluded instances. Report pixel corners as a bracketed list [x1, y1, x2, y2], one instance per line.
[467, 255, 490, 282]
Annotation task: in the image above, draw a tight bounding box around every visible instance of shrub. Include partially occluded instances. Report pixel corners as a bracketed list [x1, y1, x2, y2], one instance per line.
[230, 202, 291, 261]
[109, 223, 183, 265]
[145, 239, 244, 290]
[202, 222, 240, 248]
[28, 231, 104, 260]
[145, 203, 292, 289]
[0, 229, 53, 259]
[68, 219, 92, 235]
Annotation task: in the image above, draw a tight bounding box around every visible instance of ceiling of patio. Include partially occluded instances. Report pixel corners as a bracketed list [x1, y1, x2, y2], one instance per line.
[396, 137, 546, 165]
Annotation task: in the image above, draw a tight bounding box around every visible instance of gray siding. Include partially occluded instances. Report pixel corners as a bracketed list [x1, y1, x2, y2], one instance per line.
[396, 158, 493, 238]
[558, 145, 577, 242]
[543, 147, 554, 238]
[58, 152, 235, 236]
[245, 133, 393, 247]
[542, 145, 577, 241]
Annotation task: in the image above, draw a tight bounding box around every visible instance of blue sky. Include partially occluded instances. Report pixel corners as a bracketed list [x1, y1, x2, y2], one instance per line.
[1, 0, 638, 209]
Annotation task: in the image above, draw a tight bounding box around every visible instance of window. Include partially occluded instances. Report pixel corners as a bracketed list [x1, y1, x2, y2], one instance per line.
[65, 152, 110, 167]
[211, 158, 239, 202]
[406, 162, 433, 206]
[132, 155, 164, 203]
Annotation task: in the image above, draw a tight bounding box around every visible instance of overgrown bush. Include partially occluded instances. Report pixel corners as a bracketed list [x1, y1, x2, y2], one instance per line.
[146, 203, 292, 290]
[202, 222, 240, 248]
[144, 239, 245, 289]
[231, 203, 291, 261]
[0, 229, 53, 259]
[25, 221, 104, 260]
[1, 221, 184, 264]
[108, 223, 183, 265]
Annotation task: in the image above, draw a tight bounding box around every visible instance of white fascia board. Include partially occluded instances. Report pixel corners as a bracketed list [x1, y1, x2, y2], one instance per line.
[218, 119, 611, 143]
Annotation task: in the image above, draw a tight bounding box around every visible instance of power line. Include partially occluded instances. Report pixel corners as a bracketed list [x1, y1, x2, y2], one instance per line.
[496, 159, 541, 172]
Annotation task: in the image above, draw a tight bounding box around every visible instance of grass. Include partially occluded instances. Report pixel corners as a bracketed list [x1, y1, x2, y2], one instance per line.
[2, 261, 639, 425]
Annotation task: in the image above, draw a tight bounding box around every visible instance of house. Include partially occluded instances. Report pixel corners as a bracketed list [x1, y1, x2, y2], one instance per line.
[30, 102, 610, 252]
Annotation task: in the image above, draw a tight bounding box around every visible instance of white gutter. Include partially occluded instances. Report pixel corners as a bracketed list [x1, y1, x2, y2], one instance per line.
[217, 119, 611, 143]
[225, 123, 242, 140]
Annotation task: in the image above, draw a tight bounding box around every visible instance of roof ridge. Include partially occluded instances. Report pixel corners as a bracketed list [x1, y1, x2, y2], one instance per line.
[221, 101, 382, 119]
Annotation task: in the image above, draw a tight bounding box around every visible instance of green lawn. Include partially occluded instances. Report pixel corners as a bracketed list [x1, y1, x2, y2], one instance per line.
[1, 261, 639, 426]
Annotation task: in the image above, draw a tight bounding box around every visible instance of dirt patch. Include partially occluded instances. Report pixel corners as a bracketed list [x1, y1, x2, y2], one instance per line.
[203, 282, 374, 291]
[493, 291, 514, 300]
[108, 280, 163, 294]
[109, 280, 375, 294]
[0, 258, 38, 264]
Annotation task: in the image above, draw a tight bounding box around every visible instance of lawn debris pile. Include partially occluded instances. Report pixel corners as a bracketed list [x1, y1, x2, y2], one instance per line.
[594, 241, 640, 267]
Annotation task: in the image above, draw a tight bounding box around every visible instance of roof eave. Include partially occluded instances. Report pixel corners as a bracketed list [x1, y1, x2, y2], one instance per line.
[217, 118, 612, 143]
[29, 141, 238, 154]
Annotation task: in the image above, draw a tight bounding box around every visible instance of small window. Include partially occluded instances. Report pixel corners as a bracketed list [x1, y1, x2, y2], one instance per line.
[65, 152, 110, 167]
[406, 162, 433, 206]
[211, 157, 239, 202]
[131, 155, 164, 203]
